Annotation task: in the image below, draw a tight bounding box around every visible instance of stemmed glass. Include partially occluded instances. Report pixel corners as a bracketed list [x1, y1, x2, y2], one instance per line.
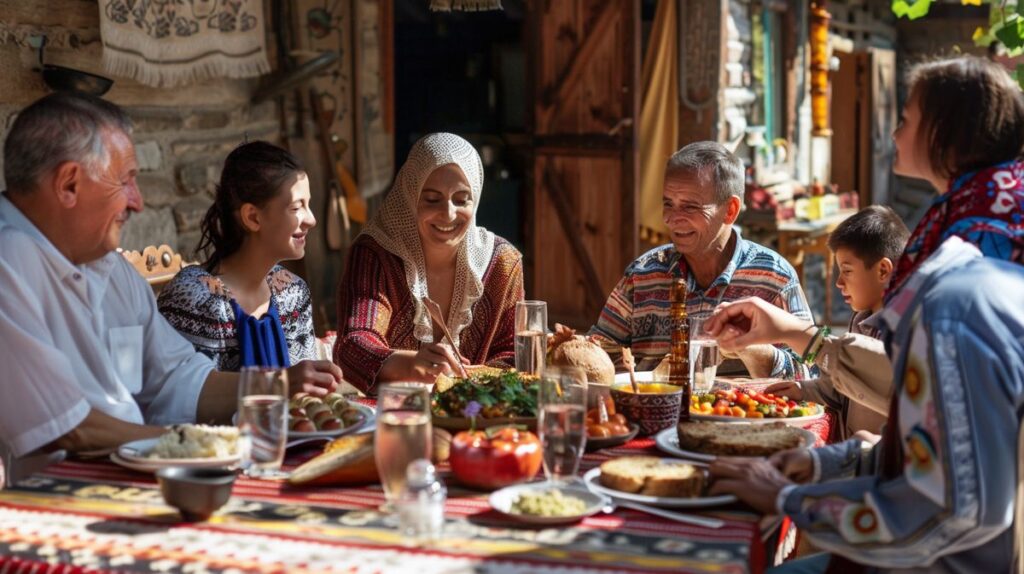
[515, 301, 547, 376]
[537, 366, 587, 484]
[374, 383, 433, 510]
[237, 367, 289, 479]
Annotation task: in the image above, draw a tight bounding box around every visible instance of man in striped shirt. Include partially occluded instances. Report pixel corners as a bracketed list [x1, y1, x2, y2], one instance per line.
[590, 142, 813, 379]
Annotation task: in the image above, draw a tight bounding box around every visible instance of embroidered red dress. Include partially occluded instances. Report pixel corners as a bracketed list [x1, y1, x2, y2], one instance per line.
[333, 235, 523, 394]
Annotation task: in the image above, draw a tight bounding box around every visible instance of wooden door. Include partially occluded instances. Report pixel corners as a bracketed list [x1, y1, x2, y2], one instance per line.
[868, 48, 896, 207]
[527, 0, 641, 328]
[829, 48, 895, 208]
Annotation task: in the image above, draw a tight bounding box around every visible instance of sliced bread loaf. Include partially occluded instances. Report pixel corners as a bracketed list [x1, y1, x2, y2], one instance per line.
[677, 421, 804, 456]
[599, 456, 705, 497]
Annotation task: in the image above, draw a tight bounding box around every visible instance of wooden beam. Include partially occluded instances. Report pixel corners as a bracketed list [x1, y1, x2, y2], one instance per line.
[542, 163, 608, 312]
[537, 0, 619, 130]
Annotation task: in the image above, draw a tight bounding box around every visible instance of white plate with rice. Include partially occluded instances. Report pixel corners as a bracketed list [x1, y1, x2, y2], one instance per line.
[116, 425, 241, 468]
[489, 482, 610, 525]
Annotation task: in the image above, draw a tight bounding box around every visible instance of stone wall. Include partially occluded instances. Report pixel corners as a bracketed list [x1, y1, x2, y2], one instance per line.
[0, 0, 279, 259]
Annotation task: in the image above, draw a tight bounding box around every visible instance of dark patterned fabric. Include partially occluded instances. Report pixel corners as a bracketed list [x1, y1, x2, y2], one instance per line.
[157, 265, 316, 371]
[886, 159, 1024, 300]
[334, 235, 523, 394]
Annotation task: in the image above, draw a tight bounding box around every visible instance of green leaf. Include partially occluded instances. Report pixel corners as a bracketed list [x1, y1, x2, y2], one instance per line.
[995, 16, 1024, 49]
[892, 0, 933, 19]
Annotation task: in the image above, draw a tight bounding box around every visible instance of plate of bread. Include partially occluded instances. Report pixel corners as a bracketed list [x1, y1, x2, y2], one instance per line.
[583, 456, 737, 508]
[655, 421, 817, 462]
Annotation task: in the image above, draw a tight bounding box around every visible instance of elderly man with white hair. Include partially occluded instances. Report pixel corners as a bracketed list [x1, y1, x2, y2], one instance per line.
[0, 92, 342, 473]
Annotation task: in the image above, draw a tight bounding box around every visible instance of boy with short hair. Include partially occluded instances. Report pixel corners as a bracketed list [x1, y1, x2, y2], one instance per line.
[769, 205, 910, 441]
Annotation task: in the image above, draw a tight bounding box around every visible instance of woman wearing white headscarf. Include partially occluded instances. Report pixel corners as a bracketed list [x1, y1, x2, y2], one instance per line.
[333, 133, 524, 393]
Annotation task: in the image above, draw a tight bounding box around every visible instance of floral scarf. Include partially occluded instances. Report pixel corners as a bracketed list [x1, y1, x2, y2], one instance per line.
[886, 160, 1024, 299]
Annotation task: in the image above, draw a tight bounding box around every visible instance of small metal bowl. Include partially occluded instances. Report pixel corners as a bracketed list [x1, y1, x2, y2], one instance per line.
[41, 65, 113, 97]
[155, 467, 236, 522]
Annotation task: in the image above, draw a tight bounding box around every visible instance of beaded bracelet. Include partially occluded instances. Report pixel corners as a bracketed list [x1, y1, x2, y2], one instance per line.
[801, 325, 831, 365]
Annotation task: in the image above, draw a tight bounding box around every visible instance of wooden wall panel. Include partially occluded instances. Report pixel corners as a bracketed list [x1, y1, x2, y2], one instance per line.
[528, 0, 640, 328]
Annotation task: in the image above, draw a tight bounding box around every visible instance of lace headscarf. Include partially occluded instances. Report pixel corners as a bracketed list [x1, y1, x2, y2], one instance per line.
[360, 133, 496, 345]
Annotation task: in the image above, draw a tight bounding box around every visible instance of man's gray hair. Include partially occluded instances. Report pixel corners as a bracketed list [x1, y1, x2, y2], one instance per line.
[665, 141, 745, 204]
[3, 92, 133, 194]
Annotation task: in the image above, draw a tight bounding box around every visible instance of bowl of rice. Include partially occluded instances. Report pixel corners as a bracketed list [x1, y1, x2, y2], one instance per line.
[149, 425, 240, 460]
[117, 425, 240, 466]
[489, 483, 608, 525]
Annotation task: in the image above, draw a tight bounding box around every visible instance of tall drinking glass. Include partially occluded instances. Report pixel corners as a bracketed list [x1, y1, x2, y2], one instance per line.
[538, 367, 587, 484]
[375, 383, 432, 509]
[515, 300, 547, 376]
[237, 367, 289, 478]
[688, 312, 721, 394]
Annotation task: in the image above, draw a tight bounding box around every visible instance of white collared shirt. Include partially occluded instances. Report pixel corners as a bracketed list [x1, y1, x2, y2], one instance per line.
[0, 194, 215, 457]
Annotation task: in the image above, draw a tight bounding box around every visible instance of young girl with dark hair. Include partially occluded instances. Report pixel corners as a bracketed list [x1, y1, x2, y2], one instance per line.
[158, 141, 319, 370]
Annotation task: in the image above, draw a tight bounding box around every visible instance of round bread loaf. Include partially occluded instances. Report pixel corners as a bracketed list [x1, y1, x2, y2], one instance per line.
[598, 456, 704, 498]
[549, 335, 615, 385]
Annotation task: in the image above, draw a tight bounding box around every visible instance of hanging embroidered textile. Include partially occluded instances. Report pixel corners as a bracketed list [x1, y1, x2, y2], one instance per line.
[99, 0, 270, 88]
[429, 0, 503, 11]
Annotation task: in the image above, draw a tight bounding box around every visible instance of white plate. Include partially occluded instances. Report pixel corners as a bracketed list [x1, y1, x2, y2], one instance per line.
[613, 372, 657, 386]
[581, 466, 737, 508]
[232, 403, 375, 439]
[653, 426, 818, 462]
[117, 438, 240, 467]
[288, 403, 374, 439]
[110, 451, 238, 474]
[489, 482, 610, 525]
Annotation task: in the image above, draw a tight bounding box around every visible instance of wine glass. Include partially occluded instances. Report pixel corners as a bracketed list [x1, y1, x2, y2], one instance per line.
[237, 367, 289, 479]
[375, 383, 433, 510]
[515, 300, 547, 376]
[537, 366, 587, 484]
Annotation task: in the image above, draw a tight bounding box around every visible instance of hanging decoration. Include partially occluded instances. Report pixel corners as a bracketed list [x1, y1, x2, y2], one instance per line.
[98, 0, 270, 88]
[809, 0, 832, 136]
[429, 0, 503, 11]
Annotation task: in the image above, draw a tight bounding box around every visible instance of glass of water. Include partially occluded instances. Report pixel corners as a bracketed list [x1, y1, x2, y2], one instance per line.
[688, 312, 721, 394]
[375, 383, 433, 510]
[237, 367, 289, 478]
[515, 300, 548, 376]
[538, 366, 587, 484]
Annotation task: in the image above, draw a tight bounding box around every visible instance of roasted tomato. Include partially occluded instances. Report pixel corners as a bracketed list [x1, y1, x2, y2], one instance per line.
[449, 426, 542, 490]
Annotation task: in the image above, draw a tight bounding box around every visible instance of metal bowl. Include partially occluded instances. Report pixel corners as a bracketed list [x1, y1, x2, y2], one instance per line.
[155, 466, 236, 522]
[41, 65, 113, 97]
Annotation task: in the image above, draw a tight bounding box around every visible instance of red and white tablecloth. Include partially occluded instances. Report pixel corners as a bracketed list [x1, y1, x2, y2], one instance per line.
[0, 440, 770, 574]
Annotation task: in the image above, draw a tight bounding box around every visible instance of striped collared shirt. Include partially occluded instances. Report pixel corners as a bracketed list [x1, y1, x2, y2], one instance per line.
[589, 229, 813, 379]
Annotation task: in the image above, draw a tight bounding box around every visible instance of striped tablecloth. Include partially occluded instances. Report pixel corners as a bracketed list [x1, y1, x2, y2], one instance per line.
[0, 437, 769, 574]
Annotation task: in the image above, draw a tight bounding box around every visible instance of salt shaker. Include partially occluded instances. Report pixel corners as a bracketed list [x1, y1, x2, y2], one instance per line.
[397, 459, 445, 544]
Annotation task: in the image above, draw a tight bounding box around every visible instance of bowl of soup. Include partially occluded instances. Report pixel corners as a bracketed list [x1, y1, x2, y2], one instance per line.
[610, 381, 682, 436]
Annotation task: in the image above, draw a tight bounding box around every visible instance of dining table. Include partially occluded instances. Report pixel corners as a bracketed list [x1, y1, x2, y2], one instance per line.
[0, 391, 831, 574]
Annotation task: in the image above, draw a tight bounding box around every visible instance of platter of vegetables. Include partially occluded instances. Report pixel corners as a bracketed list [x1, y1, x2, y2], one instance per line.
[431, 367, 539, 430]
[688, 388, 825, 425]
